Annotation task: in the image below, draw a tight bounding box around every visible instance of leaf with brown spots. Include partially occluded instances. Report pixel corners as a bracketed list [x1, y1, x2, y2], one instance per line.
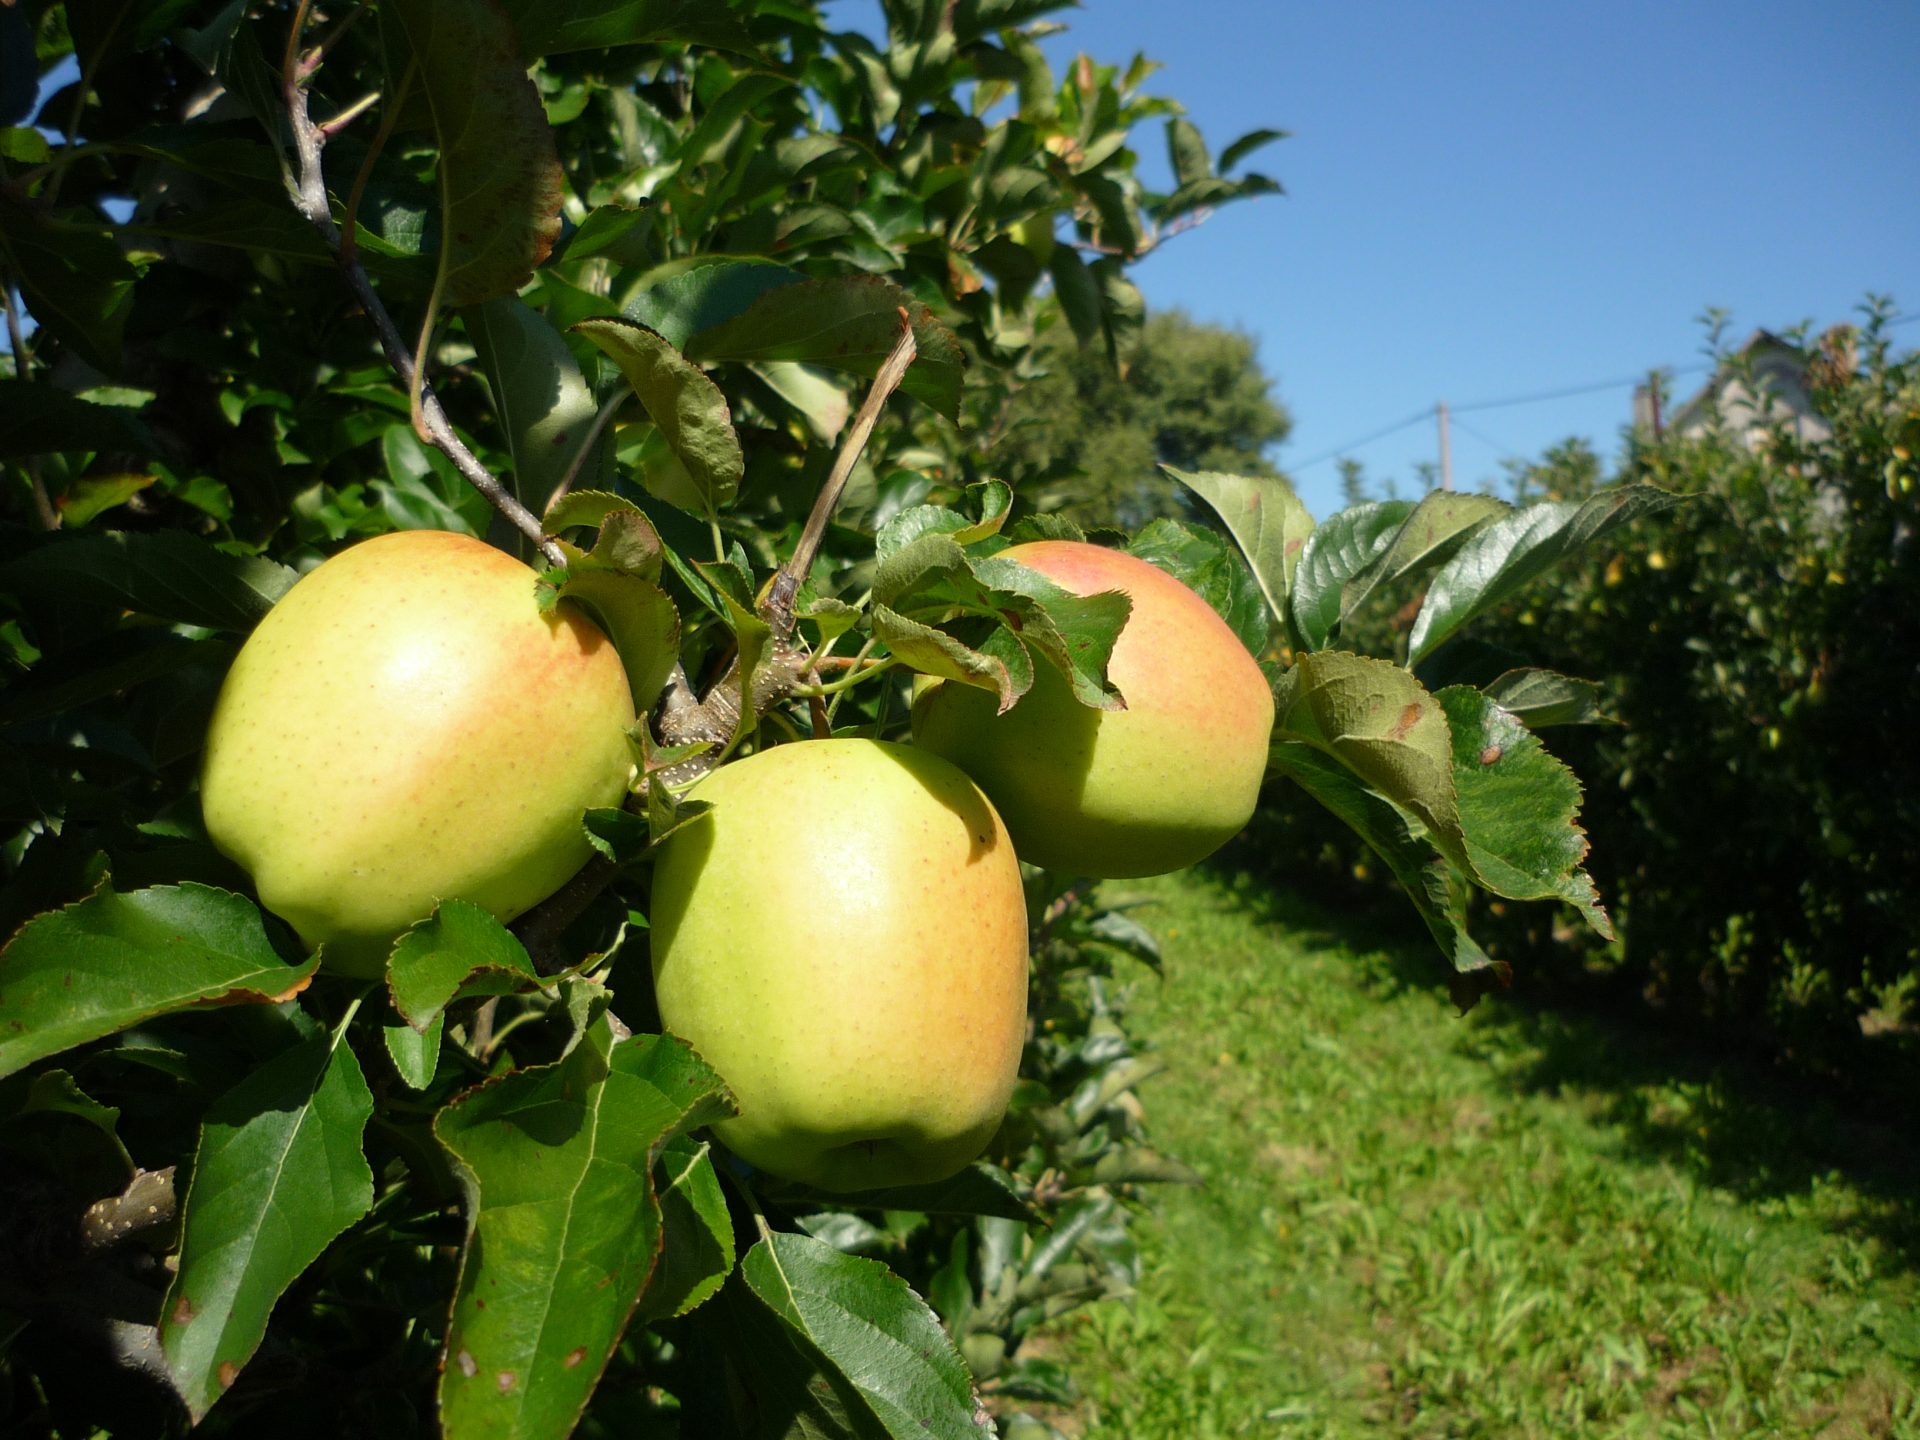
[0, 881, 320, 1081]
[159, 1026, 375, 1421]
[381, 0, 563, 308]
[434, 1021, 733, 1440]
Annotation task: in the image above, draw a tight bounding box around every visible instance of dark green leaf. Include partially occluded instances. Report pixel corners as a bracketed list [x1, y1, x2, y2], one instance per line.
[0, 883, 318, 1081]
[435, 1023, 734, 1440]
[1437, 686, 1612, 938]
[1270, 741, 1506, 1010]
[1482, 668, 1619, 728]
[558, 202, 658, 267]
[0, 631, 232, 730]
[623, 258, 806, 351]
[542, 556, 682, 719]
[466, 298, 607, 517]
[683, 276, 966, 421]
[1407, 484, 1683, 663]
[0, 193, 141, 374]
[159, 1030, 375, 1421]
[503, 0, 759, 58]
[1164, 465, 1316, 638]
[1165, 117, 1210, 188]
[1272, 650, 1458, 866]
[1089, 257, 1144, 375]
[574, 317, 743, 516]
[0, 379, 153, 457]
[1049, 244, 1103, 350]
[636, 1136, 735, 1324]
[0, 530, 297, 632]
[764, 1162, 1033, 1221]
[383, 0, 564, 306]
[740, 1230, 993, 1440]
[1218, 127, 1288, 173]
[386, 901, 541, 1034]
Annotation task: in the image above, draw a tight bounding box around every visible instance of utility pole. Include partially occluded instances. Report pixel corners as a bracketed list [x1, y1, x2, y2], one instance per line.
[1437, 401, 1453, 490]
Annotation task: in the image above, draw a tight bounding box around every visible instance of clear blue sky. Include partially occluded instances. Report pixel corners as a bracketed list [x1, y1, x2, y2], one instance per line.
[1015, 0, 1920, 518]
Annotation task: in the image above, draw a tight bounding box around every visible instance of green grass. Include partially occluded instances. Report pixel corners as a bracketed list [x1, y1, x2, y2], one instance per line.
[1038, 869, 1920, 1439]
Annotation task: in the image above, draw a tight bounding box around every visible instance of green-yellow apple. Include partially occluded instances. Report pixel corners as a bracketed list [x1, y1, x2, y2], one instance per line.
[912, 539, 1273, 878]
[648, 739, 1028, 1193]
[200, 529, 636, 976]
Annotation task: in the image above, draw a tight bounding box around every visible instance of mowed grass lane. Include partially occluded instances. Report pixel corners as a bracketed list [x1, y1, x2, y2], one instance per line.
[1043, 869, 1920, 1439]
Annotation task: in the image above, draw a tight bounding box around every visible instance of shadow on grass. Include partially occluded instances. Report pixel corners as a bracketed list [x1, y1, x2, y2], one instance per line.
[1199, 849, 1920, 1279]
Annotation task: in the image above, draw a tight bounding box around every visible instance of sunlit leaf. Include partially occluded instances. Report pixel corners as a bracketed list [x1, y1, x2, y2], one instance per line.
[1164, 465, 1315, 640]
[574, 317, 743, 517]
[435, 1023, 734, 1440]
[1408, 484, 1683, 663]
[0, 883, 317, 1081]
[739, 1230, 993, 1440]
[160, 1028, 375, 1421]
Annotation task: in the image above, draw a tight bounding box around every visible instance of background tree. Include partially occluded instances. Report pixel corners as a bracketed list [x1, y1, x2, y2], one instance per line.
[992, 310, 1291, 528]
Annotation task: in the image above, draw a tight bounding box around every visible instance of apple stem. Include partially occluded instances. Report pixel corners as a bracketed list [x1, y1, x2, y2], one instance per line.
[279, 11, 567, 569]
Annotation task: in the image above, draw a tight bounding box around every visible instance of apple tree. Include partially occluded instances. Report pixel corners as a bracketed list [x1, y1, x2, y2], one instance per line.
[0, 1, 1671, 1435]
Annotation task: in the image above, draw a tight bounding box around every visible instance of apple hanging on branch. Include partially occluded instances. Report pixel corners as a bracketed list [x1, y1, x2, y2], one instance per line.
[199, 529, 638, 978]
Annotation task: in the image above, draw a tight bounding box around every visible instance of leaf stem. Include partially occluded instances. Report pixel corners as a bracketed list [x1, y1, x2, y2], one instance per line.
[791, 655, 896, 699]
[548, 391, 626, 508]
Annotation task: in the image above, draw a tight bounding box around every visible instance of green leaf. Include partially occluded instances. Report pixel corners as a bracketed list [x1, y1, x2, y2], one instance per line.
[502, 0, 759, 58]
[773, 1163, 1034, 1222]
[1126, 517, 1271, 657]
[382, 0, 564, 307]
[0, 883, 318, 1082]
[0, 631, 232, 730]
[636, 1136, 735, 1324]
[1218, 127, 1288, 173]
[1089, 257, 1144, 375]
[541, 552, 682, 720]
[1482, 668, 1619, 729]
[1049, 244, 1103, 350]
[434, 1023, 734, 1440]
[159, 1029, 375, 1421]
[1407, 484, 1683, 663]
[1298, 491, 1512, 649]
[1165, 117, 1210, 188]
[1289, 499, 1417, 650]
[0, 379, 153, 457]
[384, 1013, 443, 1091]
[558, 202, 658, 267]
[683, 276, 967, 422]
[0, 529, 297, 632]
[739, 1230, 993, 1440]
[1164, 466, 1316, 640]
[386, 901, 541, 1034]
[1270, 741, 1506, 1009]
[466, 298, 607, 517]
[573, 318, 743, 516]
[377, 423, 491, 535]
[0, 193, 142, 374]
[1436, 686, 1612, 938]
[622, 258, 806, 351]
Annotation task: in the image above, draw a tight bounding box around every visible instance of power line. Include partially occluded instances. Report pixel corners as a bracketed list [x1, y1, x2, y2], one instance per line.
[1286, 408, 1435, 473]
[1287, 315, 1917, 476]
[1447, 412, 1525, 464]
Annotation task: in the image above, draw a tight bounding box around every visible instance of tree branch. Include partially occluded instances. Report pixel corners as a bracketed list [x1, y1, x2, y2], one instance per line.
[279, 13, 565, 567]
